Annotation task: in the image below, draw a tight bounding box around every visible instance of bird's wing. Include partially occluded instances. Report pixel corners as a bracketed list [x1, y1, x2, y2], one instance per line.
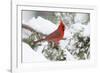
[46, 30, 61, 40]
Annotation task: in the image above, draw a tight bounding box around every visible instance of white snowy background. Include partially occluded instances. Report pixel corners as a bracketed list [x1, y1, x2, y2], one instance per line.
[22, 11, 90, 62]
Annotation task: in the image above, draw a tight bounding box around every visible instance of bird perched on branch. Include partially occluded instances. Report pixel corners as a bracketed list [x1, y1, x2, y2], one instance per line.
[33, 17, 65, 45]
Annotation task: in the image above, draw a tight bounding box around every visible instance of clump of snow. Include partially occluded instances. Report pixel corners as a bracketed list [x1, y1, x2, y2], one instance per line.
[23, 42, 49, 62]
[65, 49, 76, 61]
[24, 16, 57, 35]
[69, 23, 85, 33]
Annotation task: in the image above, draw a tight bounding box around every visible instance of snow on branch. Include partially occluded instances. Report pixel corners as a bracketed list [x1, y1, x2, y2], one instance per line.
[23, 16, 57, 35]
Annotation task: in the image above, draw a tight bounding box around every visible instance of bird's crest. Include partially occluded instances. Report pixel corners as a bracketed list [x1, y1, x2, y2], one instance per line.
[58, 17, 65, 31]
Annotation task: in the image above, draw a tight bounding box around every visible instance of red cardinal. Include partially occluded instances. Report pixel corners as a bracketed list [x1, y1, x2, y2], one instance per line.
[33, 18, 65, 44]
